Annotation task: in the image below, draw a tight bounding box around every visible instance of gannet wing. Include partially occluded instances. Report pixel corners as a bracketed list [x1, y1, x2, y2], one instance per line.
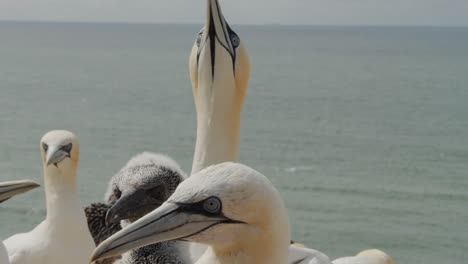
[289, 246, 332, 264]
[85, 203, 122, 264]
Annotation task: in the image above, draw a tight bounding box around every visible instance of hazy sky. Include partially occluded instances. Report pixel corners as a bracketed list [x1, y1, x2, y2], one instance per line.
[0, 0, 467, 26]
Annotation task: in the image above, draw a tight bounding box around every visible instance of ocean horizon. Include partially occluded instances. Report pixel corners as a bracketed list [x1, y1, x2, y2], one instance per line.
[0, 21, 467, 263]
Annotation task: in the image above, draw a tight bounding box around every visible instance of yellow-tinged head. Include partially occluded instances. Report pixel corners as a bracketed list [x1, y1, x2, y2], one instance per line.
[40, 130, 79, 170]
[189, 0, 250, 111]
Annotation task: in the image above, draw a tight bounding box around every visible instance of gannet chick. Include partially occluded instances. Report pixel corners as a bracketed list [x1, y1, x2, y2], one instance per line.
[333, 249, 394, 264]
[0, 180, 40, 264]
[87, 152, 189, 264]
[4, 130, 95, 264]
[91, 162, 291, 264]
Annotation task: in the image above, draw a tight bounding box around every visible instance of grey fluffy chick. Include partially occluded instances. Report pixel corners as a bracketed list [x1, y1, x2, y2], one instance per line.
[87, 152, 188, 264]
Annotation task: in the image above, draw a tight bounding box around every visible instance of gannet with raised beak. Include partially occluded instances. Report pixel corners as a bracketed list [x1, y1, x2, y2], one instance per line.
[333, 249, 394, 264]
[1, 180, 40, 264]
[189, 0, 250, 175]
[188, 0, 250, 259]
[4, 130, 95, 264]
[91, 163, 291, 264]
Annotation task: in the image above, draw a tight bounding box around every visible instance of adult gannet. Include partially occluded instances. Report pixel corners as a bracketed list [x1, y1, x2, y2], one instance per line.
[91, 163, 292, 264]
[4, 130, 95, 264]
[332, 249, 394, 264]
[189, 0, 250, 175]
[187, 0, 250, 259]
[0, 180, 40, 264]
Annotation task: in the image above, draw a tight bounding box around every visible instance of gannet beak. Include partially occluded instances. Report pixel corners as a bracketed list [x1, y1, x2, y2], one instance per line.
[46, 146, 68, 167]
[0, 180, 40, 203]
[206, 0, 235, 57]
[105, 189, 164, 225]
[91, 202, 240, 262]
[194, 0, 239, 81]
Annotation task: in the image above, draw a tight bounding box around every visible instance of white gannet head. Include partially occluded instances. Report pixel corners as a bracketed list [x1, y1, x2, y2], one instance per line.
[189, 0, 250, 113]
[40, 130, 79, 172]
[91, 163, 291, 264]
[104, 152, 186, 225]
[0, 180, 40, 203]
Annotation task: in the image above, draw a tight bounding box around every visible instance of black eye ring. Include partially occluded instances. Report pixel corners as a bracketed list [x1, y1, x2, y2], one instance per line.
[42, 143, 49, 152]
[203, 197, 222, 214]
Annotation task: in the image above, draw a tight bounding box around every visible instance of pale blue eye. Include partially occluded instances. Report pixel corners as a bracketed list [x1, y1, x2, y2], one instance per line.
[203, 197, 222, 214]
[231, 34, 240, 48]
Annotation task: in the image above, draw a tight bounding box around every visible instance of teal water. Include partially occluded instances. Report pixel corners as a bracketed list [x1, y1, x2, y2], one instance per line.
[0, 22, 467, 263]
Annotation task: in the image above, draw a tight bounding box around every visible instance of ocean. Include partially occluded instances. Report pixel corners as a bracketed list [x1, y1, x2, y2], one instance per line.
[0, 21, 467, 263]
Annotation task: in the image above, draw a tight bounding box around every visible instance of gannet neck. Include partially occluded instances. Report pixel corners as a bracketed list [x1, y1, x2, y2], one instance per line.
[39, 130, 81, 220]
[192, 106, 241, 174]
[198, 225, 289, 264]
[43, 164, 81, 221]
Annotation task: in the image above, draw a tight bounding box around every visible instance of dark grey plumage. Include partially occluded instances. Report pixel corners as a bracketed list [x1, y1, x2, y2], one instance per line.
[85, 203, 122, 244]
[86, 152, 188, 264]
[118, 241, 184, 264]
[85, 203, 122, 264]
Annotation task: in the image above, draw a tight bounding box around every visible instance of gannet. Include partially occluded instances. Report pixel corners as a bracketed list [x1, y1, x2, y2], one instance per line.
[86, 152, 189, 264]
[4, 130, 95, 264]
[188, 1, 331, 263]
[332, 249, 394, 264]
[188, 0, 250, 259]
[0, 180, 40, 264]
[189, 0, 250, 175]
[91, 163, 292, 264]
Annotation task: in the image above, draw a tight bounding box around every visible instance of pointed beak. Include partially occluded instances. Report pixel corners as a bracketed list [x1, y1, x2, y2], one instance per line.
[105, 189, 164, 225]
[90, 202, 233, 263]
[46, 146, 68, 166]
[207, 0, 234, 53]
[198, 0, 236, 75]
[0, 180, 40, 203]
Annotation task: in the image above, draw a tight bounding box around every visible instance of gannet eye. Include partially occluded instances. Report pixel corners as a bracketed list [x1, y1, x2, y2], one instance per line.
[196, 29, 204, 47]
[42, 143, 49, 152]
[114, 188, 122, 199]
[61, 143, 73, 154]
[231, 34, 240, 48]
[146, 185, 165, 201]
[203, 197, 222, 214]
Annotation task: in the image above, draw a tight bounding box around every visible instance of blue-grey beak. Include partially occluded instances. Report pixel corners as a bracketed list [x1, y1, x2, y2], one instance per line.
[0, 180, 40, 203]
[46, 146, 69, 166]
